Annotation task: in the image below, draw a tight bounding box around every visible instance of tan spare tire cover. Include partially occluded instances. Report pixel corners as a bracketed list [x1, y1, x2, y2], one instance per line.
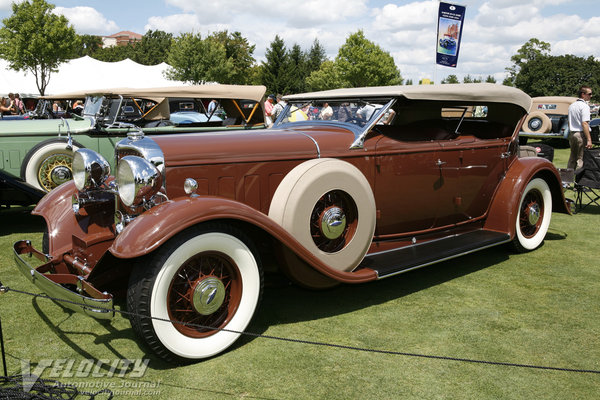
[268, 158, 376, 272]
[522, 111, 552, 133]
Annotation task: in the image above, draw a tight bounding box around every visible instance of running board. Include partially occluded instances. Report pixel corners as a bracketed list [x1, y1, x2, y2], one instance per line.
[359, 230, 511, 279]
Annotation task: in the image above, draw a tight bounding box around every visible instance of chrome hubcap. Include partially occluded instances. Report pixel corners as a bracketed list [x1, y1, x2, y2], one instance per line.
[320, 206, 347, 240]
[527, 203, 541, 226]
[192, 277, 226, 315]
[51, 165, 72, 186]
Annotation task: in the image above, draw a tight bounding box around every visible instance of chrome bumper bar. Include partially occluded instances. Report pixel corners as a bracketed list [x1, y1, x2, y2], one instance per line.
[13, 240, 114, 319]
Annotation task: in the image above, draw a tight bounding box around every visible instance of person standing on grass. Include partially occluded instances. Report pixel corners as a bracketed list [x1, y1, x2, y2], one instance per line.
[567, 85, 593, 170]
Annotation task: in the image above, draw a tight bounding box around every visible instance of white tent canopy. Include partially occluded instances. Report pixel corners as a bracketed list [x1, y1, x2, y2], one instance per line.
[0, 56, 184, 97]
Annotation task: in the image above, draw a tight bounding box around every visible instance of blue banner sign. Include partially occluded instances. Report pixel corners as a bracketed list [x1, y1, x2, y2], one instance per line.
[436, 2, 466, 68]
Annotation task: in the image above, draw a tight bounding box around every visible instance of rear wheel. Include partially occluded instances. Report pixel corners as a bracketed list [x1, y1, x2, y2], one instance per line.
[512, 178, 552, 252]
[127, 223, 263, 362]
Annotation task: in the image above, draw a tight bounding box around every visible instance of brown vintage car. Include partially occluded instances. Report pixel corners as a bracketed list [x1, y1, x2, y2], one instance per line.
[13, 83, 570, 362]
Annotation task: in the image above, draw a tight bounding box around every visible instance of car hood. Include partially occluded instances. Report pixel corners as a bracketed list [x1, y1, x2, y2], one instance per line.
[151, 128, 320, 166]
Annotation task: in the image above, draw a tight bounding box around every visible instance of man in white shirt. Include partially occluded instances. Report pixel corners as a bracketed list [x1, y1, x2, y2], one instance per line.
[567, 86, 593, 170]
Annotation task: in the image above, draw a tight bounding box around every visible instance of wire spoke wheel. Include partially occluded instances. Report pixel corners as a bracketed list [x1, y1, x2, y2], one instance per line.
[310, 190, 358, 253]
[167, 251, 242, 338]
[37, 152, 74, 191]
[519, 189, 544, 238]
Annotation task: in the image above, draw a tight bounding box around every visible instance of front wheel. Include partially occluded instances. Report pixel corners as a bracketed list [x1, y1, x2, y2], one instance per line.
[127, 223, 263, 362]
[511, 178, 552, 252]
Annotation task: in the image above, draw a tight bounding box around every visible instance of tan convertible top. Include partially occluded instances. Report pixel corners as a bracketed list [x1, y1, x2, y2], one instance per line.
[284, 83, 532, 112]
[42, 84, 267, 121]
[44, 84, 267, 103]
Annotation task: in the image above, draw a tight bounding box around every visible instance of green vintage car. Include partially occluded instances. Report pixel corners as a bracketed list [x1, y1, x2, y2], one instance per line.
[0, 85, 267, 206]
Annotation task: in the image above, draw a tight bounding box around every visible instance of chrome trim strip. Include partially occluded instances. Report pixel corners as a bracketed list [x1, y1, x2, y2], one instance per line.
[297, 131, 321, 158]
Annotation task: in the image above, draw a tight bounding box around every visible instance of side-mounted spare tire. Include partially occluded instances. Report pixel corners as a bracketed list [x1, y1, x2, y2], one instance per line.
[268, 158, 376, 273]
[522, 111, 552, 134]
[20, 138, 82, 192]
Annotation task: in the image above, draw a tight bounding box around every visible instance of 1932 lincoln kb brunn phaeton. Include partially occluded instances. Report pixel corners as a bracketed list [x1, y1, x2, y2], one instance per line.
[13, 83, 570, 362]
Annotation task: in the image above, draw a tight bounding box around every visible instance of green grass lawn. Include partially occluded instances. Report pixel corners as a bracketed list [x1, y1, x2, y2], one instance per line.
[0, 146, 598, 399]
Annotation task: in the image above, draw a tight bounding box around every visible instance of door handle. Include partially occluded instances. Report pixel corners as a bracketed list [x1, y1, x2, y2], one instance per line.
[436, 159, 447, 167]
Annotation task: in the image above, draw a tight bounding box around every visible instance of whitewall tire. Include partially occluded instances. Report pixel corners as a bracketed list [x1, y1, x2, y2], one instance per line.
[512, 178, 552, 252]
[127, 224, 263, 362]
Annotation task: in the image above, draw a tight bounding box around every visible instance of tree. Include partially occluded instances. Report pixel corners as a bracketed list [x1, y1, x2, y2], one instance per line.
[92, 43, 136, 62]
[286, 43, 308, 93]
[305, 39, 327, 75]
[306, 60, 343, 91]
[514, 54, 600, 97]
[76, 34, 103, 57]
[260, 35, 289, 95]
[463, 74, 482, 83]
[209, 31, 256, 85]
[0, 0, 79, 95]
[335, 30, 402, 87]
[485, 75, 497, 83]
[133, 30, 173, 65]
[165, 32, 234, 84]
[504, 38, 551, 86]
[441, 74, 459, 84]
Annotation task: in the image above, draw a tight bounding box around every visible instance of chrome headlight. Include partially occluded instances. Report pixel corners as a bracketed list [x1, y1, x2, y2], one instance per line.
[72, 149, 111, 191]
[117, 156, 162, 207]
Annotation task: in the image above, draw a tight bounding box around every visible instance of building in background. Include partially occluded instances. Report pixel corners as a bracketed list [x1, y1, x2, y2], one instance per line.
[102, 31, 142, 48]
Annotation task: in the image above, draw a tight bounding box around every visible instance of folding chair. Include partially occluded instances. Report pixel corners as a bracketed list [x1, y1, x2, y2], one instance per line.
[574, 148, 600, 211]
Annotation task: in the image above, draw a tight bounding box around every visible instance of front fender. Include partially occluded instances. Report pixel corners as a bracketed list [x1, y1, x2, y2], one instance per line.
[110, 196, 377, 283]
[484, 157, 570, 236]
[32, 181, 78, 255]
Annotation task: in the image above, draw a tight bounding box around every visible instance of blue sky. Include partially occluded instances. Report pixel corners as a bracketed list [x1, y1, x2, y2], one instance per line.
[1, 0, 599, 83]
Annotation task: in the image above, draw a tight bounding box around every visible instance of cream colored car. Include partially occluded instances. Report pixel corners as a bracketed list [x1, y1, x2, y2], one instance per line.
[518, 96, 578, 145]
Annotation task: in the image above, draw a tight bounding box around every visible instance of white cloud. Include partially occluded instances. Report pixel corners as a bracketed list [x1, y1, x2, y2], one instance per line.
[372, 1, 438, 32]
[553, 36, 600, 56]
[53, 6, 119, 35]
[0, 0, 23, 12]
[145, 14, 204, 35]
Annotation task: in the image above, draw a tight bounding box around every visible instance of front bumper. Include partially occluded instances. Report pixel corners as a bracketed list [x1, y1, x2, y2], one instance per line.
[13, 240, 114, 319]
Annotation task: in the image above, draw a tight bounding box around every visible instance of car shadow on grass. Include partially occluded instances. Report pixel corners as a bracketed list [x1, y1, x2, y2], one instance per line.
[248, 246, 511, 338]
[27, 296, 175, 371]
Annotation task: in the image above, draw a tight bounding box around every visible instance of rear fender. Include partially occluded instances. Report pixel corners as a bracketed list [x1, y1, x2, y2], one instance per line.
[484, 157, 570, 236]
[110, 196, 377, 283]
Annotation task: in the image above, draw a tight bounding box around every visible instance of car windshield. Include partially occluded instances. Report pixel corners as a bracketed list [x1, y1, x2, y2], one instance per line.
[275, 99, 395, 129]
[83, 95, 104, 117]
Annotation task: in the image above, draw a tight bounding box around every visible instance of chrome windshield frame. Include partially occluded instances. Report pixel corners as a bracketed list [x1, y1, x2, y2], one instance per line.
[351, 98, 396, 149]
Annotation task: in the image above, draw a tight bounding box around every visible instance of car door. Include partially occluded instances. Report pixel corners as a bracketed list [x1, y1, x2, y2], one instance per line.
[437, 133, 508, 225]
[373, 134, 444, 236]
